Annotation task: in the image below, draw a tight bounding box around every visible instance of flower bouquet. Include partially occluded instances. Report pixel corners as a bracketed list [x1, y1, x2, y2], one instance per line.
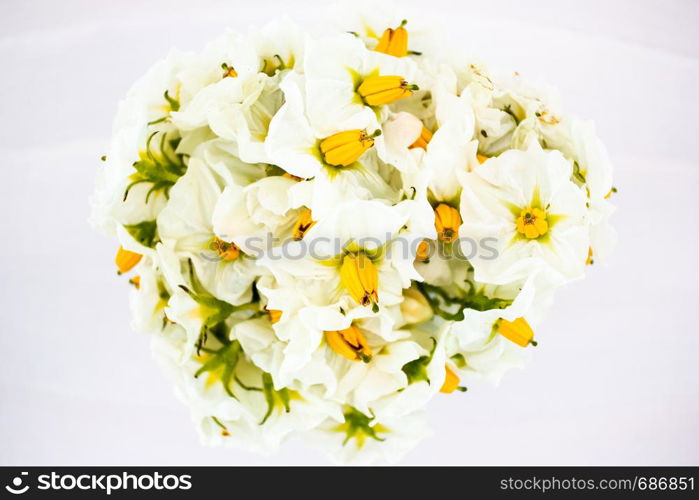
[91, 2, 615, 464]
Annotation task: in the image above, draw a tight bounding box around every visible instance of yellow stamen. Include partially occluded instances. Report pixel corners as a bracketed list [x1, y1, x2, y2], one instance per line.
[477, 154, 489, 164]
[416, 239, 430, 261]
[357, 75, 418, 106]
[129, 275, 141, 289]
[434, 203, 461, 243]
[213, 237, 240, 261]
[375, 20, 409, 57]
[440, 365, 460, 394]
[222, 64, 238, 78]
[325, 325, 373, 362]
[283, 172, 304, 181]
[266, 308, 282, 324]
[516, 207, 548, 239]
[340, 253, 379, 310]
[409, 126, 433, 150]
[497, 317, 536, 347]
[319, 129, 377, 167]
[292, 208, 315, 240]
[116, 246, 142, 274]
[586, 247, 594, 266]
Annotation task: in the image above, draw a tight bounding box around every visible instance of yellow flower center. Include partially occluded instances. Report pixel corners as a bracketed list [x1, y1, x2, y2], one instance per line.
[340, 253, 379, 310]
[319, 129, 378, 167]
[325, 325, 373, 362]
[213, 237, 240, 261]
[115, 246, 142, 274]
[375, 20, 409, 57]
[497, 317, 536, 347]
[292, 208, 315, 240]
[357, 75, 418, 106]
[516, 207, 549, 239]
[409, 126, 433, 150]
[434, 203, 461, 243]
[476, 154, 489, 164]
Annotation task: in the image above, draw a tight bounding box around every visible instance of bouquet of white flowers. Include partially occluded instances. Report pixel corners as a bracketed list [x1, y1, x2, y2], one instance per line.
[91, 2, 615, 464]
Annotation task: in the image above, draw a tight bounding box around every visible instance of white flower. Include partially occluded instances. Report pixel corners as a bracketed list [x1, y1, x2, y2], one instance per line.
[444, 273, 554, 385]
[128, 258, 171, 334]
[156, 150, 262, 305]
[169, 20, 305, 165]
[302, 33, 417, 135]
[459, 143, 590, 285]
[211, 174, 310, 255]
[569, 120, 617, 264]
[265, 71, 401, 217]
[151, 322, 340, 455]
[306, 408, 432, 465]
[93, 8, 616, 463]
[259, 199, 423, 313]
[420, 69, 478, 202]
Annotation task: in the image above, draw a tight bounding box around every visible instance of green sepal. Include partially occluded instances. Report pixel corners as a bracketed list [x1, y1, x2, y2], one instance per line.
[123, 220, 158, 248]
[450, 353, 467, 369]
[194, 329, 242, 399]
[572, 161, 587, 184]
[124, 131, 187, 203]
[260, 372, 292, 425]
[164, 90, 180, 112]
[416, 281, 512, 322]
[402, 337, 437, 385]
[338, 407, 385, 446]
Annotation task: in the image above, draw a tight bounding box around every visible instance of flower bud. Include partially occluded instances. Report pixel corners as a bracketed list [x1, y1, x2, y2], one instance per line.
[358, 75, 418, 106]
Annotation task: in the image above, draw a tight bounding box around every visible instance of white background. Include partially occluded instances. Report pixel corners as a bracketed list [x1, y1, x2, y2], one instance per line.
[1, 0, 698, 465]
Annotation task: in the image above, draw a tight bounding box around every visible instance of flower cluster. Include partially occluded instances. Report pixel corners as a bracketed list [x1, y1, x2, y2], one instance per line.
[91, 4, 615, 464]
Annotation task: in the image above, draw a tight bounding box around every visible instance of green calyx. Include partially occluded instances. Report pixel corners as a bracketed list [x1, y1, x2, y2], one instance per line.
[195, 323, 242, 399]
[124, 131, 187, 203]
[260, 372, 291, 425]
[147, 90, 180, 126]
[402, 338, 437, 385]
[261, 54, 293, 76]
[450, 353, 467, 369]
[336, 407, 386, 447]
[416, 281, 513, 322]
[572, 161, 587, 184]
[233, 371, 293, 425]
[181, 260, 257, 355]
[123, 220, 158, 248]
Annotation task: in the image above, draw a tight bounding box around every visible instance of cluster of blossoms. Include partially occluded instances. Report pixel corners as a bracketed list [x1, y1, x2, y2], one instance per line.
[91, 4, 615, 463]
